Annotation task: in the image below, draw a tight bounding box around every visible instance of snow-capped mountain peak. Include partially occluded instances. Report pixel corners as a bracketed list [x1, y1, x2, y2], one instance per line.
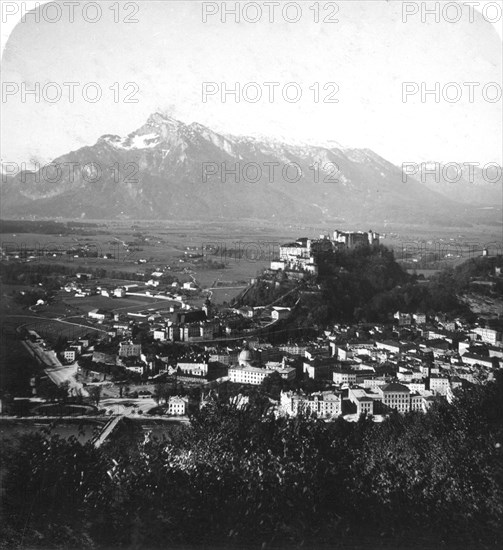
[5, 113, 497, 225]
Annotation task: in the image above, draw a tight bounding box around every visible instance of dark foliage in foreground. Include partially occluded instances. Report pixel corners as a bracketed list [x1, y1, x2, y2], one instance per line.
[1, 374, 502, 549]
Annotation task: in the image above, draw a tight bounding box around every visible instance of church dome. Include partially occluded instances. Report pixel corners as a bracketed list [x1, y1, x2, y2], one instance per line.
[238, 349, 253, 366]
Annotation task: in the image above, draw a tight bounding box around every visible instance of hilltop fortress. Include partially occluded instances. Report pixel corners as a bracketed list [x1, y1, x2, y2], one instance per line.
[270, 229, 380, 277]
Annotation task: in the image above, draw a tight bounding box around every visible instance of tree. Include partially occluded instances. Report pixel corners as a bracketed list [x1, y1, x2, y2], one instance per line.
[54, 335, 67, 353]
[260, 371, 285, 400]
[57, 380, 71, 403]
[88, 385, 102, 407]
[38, 378, 63, 402]
[153, 383, 170, 405]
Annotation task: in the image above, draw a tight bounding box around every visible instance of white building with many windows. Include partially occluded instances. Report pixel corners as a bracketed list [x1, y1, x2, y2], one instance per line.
[176, 361, 209, 377]
[429, 375, 450, 395]
[377, 382, 411, 413]
[470, 327, 502, 346]
[62, 349, 77, 363]
[348, 387, 374, 416]
[166, 396, 188, 416]
[229, 365, 273, 385]
[280, 390, 341, 419]
[333, 369, 357, 385]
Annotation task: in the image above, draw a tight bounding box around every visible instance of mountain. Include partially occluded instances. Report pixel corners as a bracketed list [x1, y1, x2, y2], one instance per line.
[1, 113, 499, 225]
[415, 162, 502, 207]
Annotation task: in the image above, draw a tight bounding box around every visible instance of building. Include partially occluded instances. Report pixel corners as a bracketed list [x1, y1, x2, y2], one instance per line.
[62, 349, 77, 363]
[362, 377, 388, 389]
[461, 353, 495, 369]
[253, 345, 282, 363]
[332, 229, 380, 248]
[279, 239, 311, 261]
[199, 322, 215, 340]
[125, 365, 144, 375]
[166, 396, 188, 416]
[181, 323, 203, 342]
[333, 369, 357, 385]
[413, 313, 427, 325]
[167, 324, 182, 341]
[265, 362, 297, 381]
[335, 347, 353, 361]
[153, 329, 167, 341]
[118, 341, 142, 357]
[270, 238, 318, 275]
[303, 358, 335, 380]
[397, 369, 414, 382]
[88, 309, 112, 321]
[279, 344, 308, 357]
[171, 309, 206, 324]
[375, 341, 401, 354]
[177, 361, 208, 377]
[489, 346, 503, 359]
[183, 281, 198, 291]
[348, 387, 375, 416]
[209, 350, 239, 366]
[470, 327, 502, 346]
[394, 311, 412, 326]
[236, 306, 255, 318]
[271, 307, 291, 321]
[305, 347, 331, 361]
[280, 390, 341, 418]
[270, 260, 287, 271]
[276, 366, 296, 381]
[377, 382, 411, 413]
[405, 381, 427, 393]
[410, 394, 424, 411]
[228, 365, 273, 385]
[429, 374, 450, 395]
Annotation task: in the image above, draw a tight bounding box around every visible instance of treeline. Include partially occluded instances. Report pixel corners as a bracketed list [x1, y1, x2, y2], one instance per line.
[433, 255, 503, 294]
[1, 262, 77, 284]
[360, 280, 473, 322]
[362, 254, 503, 322]
[0, 262, 148, 286]
[314, 245, 463, 323]
[0, 219, 102, 234]
[1, 374, 502, 549]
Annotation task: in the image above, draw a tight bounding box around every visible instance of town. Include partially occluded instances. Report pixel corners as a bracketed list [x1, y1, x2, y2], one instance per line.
[2, 227, 501, 436]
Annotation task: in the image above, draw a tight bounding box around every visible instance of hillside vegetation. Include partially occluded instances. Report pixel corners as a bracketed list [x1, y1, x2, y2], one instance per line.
[235, 245, 478, 325]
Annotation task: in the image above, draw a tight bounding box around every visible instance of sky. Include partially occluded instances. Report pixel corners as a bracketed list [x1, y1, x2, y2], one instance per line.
[1, 0, 502, 169]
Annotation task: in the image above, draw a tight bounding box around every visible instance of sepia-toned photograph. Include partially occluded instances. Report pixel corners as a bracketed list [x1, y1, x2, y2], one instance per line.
[0, 1, 502, 548]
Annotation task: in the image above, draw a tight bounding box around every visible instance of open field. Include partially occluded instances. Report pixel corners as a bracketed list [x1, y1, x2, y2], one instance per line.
[21, 319, 96, 341]
[61, 293, 179, 313]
